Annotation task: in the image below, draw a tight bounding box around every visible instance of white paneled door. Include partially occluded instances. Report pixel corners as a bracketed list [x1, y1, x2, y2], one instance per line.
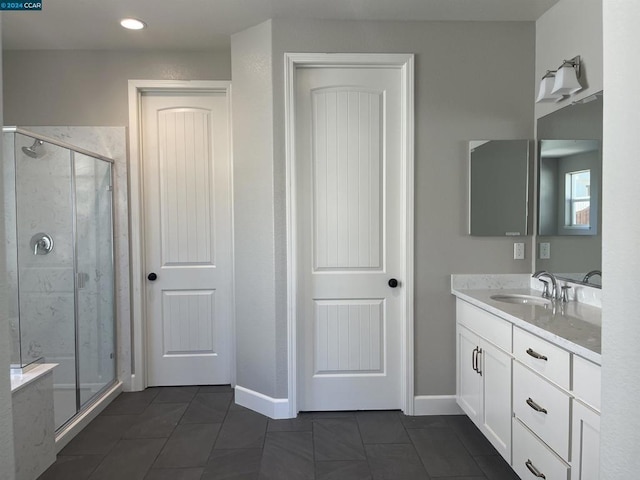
[142, 91, 232, 386]
[296, 64, 407, 410]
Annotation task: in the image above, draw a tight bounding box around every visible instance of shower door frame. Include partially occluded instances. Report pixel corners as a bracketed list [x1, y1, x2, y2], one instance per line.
[127, 80, 235, 392]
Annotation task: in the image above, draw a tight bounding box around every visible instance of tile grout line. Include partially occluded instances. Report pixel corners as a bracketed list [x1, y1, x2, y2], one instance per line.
[353, 412, 375, 478]
[150, 387, 212, 477]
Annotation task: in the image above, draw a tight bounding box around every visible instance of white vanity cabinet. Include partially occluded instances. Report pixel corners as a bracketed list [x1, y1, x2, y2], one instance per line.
[454, 295, 602, 480]
[456, 299, 512, 462]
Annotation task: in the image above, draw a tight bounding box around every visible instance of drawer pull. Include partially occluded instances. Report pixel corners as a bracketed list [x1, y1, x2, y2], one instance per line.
[477, 348, 483, 376]
[525, 459, 546, 479]
[526, 397, 548, 414]
[526, 348, 548, 361]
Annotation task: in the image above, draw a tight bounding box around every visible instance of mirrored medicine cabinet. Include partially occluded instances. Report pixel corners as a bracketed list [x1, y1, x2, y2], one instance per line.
[468, 140, 531, 236]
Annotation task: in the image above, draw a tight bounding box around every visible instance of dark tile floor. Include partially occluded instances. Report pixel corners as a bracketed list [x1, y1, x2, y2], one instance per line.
[38, 386, 519, 480]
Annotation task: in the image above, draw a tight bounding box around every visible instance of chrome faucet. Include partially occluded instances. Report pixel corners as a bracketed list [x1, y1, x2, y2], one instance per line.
[533, 270, 558, 300]
[583, 270, 602, 284]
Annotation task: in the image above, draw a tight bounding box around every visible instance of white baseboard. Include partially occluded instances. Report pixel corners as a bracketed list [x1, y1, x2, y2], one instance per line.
[234, 385, 290, 419]
[413, 395, 464, 416]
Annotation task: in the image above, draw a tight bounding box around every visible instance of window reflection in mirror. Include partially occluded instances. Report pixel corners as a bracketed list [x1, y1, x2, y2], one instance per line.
[538, 139, 600, 236]
[468, 140, 531, 236]
[536, 92, 602, 287]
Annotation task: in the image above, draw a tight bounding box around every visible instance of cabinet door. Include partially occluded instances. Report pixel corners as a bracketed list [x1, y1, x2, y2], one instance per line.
[481, 339, 512, 462]
[457, 324, 481, 422]
[571, 400, 600, 480]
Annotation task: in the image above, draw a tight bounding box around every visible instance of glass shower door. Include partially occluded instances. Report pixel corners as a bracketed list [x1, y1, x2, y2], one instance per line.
[74, 153, 116, 407]
[14, 133, 77, 430]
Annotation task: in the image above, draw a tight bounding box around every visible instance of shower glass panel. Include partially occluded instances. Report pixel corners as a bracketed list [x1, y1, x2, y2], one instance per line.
[5, 128, 116, 432]
[74, 153, 115, 407]
[14, 132, 78, 428]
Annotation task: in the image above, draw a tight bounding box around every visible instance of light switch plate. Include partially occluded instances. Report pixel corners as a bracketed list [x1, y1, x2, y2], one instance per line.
[539, 242, 551, 259]
[513, 242, 525, 260]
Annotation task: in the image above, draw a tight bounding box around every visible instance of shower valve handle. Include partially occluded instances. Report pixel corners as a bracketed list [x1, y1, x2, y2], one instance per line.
[147, 273, 157, 281]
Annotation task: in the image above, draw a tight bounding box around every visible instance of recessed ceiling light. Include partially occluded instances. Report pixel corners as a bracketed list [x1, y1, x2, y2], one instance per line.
[120, 18, 147, 30]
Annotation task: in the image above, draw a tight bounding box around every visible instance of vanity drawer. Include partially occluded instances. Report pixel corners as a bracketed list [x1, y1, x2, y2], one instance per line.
[456, 299, 511, 351]
[573, 355, 601, 412]
[513, 361, 570, 460]
[513, 417, 570, 480]
[513, 327, 570, 389]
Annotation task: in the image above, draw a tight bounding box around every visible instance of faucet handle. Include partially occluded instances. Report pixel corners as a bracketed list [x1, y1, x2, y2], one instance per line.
[538, 279, 551, 298]
[560, 285, 572, 303]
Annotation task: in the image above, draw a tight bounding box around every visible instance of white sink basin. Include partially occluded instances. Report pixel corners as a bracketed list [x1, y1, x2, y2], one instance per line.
[490, 294, 552, 307]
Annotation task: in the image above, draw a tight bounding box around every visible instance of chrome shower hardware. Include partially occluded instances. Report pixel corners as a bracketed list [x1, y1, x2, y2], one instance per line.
[22, 139, 44, 158]
[31, 233, 54, 255]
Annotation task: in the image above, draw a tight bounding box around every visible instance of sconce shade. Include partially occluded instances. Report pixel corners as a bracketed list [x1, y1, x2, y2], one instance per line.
[551, 63, 582, 95]
[536, 75, 563, 103]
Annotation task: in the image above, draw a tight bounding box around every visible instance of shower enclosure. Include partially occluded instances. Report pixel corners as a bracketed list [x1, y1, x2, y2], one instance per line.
[4, 127, 116, 431]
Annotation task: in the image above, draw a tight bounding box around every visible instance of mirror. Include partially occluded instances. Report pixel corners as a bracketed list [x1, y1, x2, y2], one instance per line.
[468, 140, 531, 236]
[536, 93, 603, 287]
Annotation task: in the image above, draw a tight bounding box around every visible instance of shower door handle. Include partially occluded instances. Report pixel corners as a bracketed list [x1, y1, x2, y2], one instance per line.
[147, 272, 157, 281]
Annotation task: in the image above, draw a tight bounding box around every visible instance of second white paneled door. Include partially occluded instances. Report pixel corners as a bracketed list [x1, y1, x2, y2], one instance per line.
[142, 91, 232, 386]
[295, 63, 408, 411]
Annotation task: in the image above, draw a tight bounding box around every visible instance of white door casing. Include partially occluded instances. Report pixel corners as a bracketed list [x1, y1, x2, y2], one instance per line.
[285, 54, 414, 415]
[128, 81, 234, 390]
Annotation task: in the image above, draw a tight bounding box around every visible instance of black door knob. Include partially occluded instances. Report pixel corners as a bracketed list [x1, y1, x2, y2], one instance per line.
[388, 278, 399, 288]
[147, 272, 157, 281]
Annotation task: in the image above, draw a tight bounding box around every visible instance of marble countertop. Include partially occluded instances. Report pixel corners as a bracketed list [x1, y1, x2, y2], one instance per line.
[10, 364, 57, 393]
[451, 287, 601, 365]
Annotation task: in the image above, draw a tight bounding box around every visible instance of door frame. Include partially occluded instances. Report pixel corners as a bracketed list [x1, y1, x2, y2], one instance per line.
[127, 80, 235, 391]
[284, 53, 415, 416]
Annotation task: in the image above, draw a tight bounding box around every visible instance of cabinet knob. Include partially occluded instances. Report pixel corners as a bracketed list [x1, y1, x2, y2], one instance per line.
[388, 278, 399, 288]
[147, 272, 158, 281]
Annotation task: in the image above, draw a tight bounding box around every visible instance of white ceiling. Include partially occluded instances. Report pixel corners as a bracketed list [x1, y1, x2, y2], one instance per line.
[1, 0, 559, 51]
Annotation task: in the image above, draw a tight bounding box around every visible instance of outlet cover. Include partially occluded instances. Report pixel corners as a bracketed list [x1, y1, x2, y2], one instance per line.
[539, 242, 551, 259]
[514, 242, 525, 260]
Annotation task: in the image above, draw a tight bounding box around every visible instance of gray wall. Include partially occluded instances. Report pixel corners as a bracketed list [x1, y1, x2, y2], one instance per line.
[3, 50, 231, 126]
[0, 22, 17, 479]
[270, 19, 536, 397]
[231, 21, 280, 398]
[601, 1, 640, 477]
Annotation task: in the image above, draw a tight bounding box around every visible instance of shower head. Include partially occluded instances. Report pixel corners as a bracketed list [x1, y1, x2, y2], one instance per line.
[22, 139, 44, 158]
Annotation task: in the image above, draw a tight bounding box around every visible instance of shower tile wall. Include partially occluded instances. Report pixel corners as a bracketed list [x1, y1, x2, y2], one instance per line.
[26, 126, 131, 393]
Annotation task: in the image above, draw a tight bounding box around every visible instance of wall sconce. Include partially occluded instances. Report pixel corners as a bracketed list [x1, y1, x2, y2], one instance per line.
[551, 56, 582, 95]
[536, 55, 583, 103]
[536, 71, 563, 103]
